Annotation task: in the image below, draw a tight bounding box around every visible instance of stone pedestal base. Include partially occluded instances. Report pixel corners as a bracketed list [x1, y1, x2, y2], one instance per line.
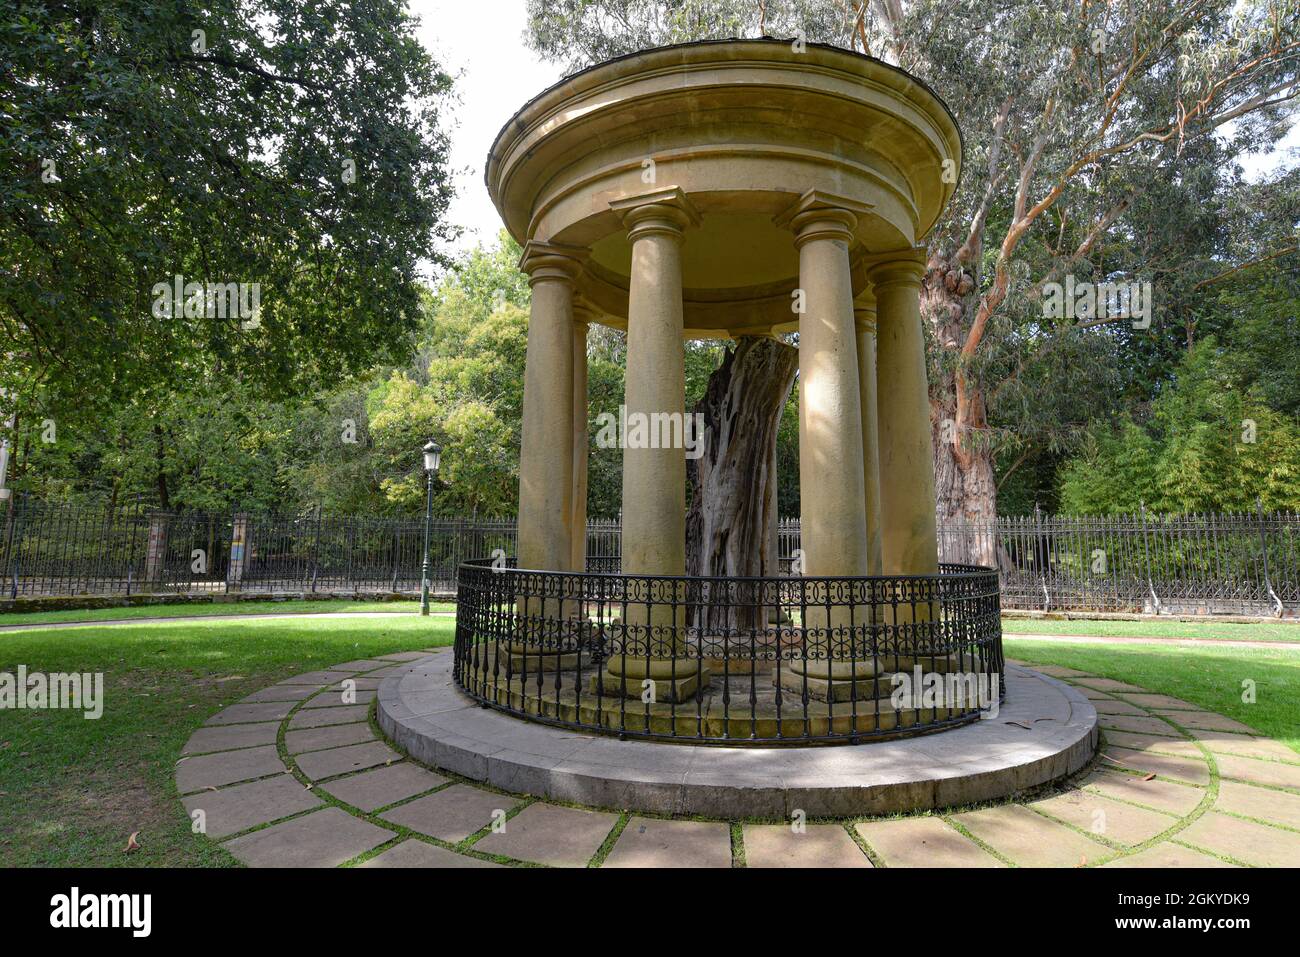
[776, 668, 900, 703]
[591, 665, 711, 704]
[504, 646, 587, 672]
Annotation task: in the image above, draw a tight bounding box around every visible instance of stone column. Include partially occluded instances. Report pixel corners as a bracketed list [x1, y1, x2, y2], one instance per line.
[854, 291, 884, 576]
[600, 188, 706, 703]
[570, 309, 592, 574]
[870, 254, 942, 668]
[869, 254, 939, 576]
[780, 196, 874, 700]
[511, 242, 584, 666]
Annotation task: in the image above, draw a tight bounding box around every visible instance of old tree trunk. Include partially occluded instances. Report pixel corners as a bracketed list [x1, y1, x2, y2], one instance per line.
[923, 254, 998, 566]
[686, 336, 797, 632]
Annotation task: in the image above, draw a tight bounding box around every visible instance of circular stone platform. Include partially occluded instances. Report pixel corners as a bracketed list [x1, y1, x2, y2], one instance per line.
[377, 654, 1099, 818]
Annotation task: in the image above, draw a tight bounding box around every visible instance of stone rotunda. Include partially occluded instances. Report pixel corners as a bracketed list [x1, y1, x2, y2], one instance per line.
[456, 38, 1006, 745]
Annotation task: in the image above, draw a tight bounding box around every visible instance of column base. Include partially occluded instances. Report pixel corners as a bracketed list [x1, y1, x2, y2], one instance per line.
[776, 668, 901, 703]
[503, 644, 589, 672]
[590, 663, 712, 703]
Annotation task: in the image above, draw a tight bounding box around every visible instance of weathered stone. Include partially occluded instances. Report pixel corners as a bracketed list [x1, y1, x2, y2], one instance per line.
[287, 705, 370, 729]
[473, 803, 619, 867]
[284, 722, 376, 755]
[222, 806, 394, 867]
[1031, 790, 1178, 846]
[1100, 746, 1209, 785]
[603, 817, 732, 868]
[182, 775, 321, 839]
[1214, 752, 1300, 789]
[359, 839, 502, 868]
[321, 763, 448, 812]
[1079, 770, 1205, 816]
[205, 701, 296, 725]
[1216, 780, 1300, 830]
[1103, 844, 1237, 868]
[854, 816, 1003, 867]
[175, 745, 284, 794]
[1153, 709, 1258, 734]
[294, 741, 399, 780]
[741, 824, 871, 868]
[380, 784, 520, 843]
[182, 722, 280, 755]
[1177, 811, 1300, 867]
[952, 805, 1111, 867]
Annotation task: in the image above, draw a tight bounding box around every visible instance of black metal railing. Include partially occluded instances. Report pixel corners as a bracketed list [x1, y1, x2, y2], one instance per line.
[1, 496, 1297, 616]
[452, 558, 1003, 745]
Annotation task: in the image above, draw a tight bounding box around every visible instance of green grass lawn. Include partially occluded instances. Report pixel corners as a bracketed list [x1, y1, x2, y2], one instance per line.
[1005, 637, 1300, 753]
[0, 598, 456, 628]
[0, 615, 454, 867]
[1001, 616, 1300, 642]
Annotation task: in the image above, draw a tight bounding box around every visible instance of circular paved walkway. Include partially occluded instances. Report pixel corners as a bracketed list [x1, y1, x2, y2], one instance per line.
[175, 649, 1300, 867]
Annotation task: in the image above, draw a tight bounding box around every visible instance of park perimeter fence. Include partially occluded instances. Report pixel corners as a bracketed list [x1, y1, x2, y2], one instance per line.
[1, 498, 1296, 616]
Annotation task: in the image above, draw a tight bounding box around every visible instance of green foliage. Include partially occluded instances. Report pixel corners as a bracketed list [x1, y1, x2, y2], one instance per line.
[0, 0, 456, 414]
[1059, 338, 1300, 514]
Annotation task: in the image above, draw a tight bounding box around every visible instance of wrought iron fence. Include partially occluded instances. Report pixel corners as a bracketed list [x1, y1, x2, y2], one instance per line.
[452, 558, 1004, 745]
[1, 496, 1296, 616]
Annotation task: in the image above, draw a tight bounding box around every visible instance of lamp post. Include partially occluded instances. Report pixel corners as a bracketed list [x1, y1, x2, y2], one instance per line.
[420, 439, 441, 616]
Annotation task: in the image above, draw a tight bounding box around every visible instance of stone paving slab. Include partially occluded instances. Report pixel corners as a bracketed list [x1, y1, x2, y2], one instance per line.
[1152, 710, 1259, 734]
[1031, 789, 1178, 846]
[330, 659, 394, 672]
[181, 775, 322, 839]
[280, 670, 358, 685]
[854, 816, 1003, 867]
[321, 763, 448, 812]
[182, 721, 281, 755]
[1103, 843, 1238, 868]
[1176, 812, 1300, 867]
[1101, 730, 1201, 757]
[603, 817, 733, 869]
[378, 651, 434, 662]
[1213, 752, 1300, 789]
[288, 705, 371, 729]
[1100, 746, 1210, 785]
[1114, 693, 1201, 710]
[330, 676, 385, 691]
[1097, 714, 1183, 737]
[295, 741, 400, 780]
[742, 824, 871, 868]
[358, 839, 502, 867]
[175, 745, 285, 794]
[1189, 731, 1300, 763]
[1215, 780, 1300, 830]
[380, 784, 520, 842]
[222, 806, 395, 868]
[1079, 769, 1206, 816]
[1077, 688, 1118, 701]
[1074, 678, 1148, 693]
[952, 805, 1112, 867]
[284, 722, 377, 755]
[302, 688, 377, 708]
[205, 701, 297, 725]
[1092, 699, 1148, 715]
[472, 802, 619, 867]
[241, 685, 319, 703]
[1029, 665, 1091, 678]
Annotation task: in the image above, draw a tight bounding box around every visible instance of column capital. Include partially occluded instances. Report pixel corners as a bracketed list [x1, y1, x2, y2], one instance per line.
[863, 249, 927, 290]
[774, 189, 873, 249]
[853, 290, 878, 333]
[572, 300, 599, 327]
[518, 240, 588, 286]
[610, 186, 701, 241]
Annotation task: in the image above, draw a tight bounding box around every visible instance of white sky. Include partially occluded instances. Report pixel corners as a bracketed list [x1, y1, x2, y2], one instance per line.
[409, 0, 1297, 265]
[410, 0, 562, 263]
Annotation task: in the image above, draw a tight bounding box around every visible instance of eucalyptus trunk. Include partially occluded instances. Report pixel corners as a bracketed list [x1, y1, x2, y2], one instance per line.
[686, 336, 797, 632]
